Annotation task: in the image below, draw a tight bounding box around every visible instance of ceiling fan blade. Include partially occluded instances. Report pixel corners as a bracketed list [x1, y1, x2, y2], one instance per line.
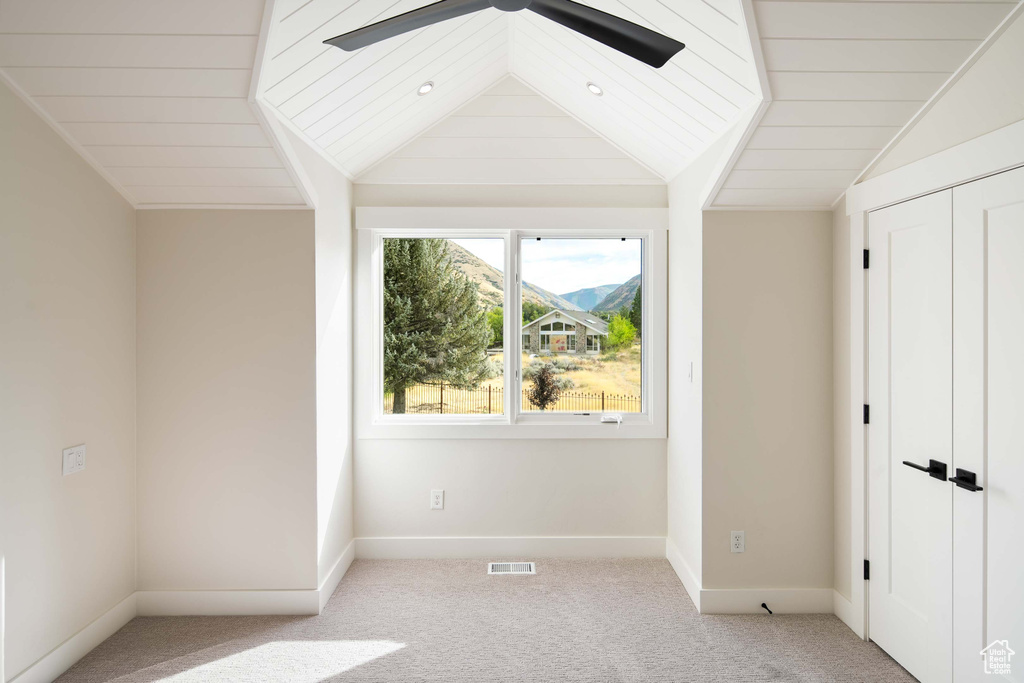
[324, 0, 491, 52]
[526, 0, 684, 68]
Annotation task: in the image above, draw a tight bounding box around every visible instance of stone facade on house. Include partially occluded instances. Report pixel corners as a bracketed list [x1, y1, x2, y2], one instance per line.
[528, 320, 541, 354]
[575, 321, 587, 354]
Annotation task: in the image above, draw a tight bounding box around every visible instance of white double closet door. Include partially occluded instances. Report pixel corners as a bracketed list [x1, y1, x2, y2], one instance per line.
[868, 166, 1024, 683]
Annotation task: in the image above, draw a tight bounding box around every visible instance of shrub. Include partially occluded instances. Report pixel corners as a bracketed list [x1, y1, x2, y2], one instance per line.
[527, 365, 562, 411]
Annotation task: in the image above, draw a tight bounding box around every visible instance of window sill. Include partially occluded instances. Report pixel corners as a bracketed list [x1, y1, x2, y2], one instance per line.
[357, 417, 665, 440]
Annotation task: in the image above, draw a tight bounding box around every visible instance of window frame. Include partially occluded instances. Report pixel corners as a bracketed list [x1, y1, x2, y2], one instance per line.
[355, 207, 667, 440]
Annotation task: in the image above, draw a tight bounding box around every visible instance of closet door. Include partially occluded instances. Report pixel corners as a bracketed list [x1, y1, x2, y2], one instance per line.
[868, 190, 954, 683]
[952, 166, 1024, 682]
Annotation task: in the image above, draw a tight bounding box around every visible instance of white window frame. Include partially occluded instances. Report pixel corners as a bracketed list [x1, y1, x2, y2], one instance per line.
[355, 207, 667, 440]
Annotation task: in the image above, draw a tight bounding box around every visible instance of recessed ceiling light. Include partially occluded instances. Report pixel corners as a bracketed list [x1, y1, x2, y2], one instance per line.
[586, 82, 604, 96]
[418, 81, 434, 96]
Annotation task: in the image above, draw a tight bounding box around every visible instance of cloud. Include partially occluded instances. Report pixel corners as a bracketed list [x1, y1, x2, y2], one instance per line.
[452, 238, 642, 295]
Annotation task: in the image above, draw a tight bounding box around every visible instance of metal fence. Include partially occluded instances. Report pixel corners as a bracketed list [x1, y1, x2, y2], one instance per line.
[384, 384, 641, 414]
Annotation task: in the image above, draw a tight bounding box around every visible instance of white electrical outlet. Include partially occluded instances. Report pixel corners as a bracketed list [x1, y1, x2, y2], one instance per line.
[430, 489, 444, 510]
[731, 530, 745, 553]
[62, 444, 86, 475]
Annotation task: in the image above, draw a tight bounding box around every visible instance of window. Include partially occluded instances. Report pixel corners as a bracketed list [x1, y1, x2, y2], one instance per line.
[381, 237, 505, 416]
[357, 207, 665, 438]
[520, 238, 642, 414]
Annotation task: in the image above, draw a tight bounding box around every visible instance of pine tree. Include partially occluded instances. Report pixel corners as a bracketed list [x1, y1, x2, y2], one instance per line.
[527, 364, 562, 411]
[629, 284, 642, 338]
[384, 238, 491, 413]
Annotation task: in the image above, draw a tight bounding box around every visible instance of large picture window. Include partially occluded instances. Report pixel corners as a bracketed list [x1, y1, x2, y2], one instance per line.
[356, 208, 665, 439]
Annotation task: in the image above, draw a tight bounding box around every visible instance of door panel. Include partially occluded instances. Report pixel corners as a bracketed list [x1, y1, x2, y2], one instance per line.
[869, 190, 953, 683]
[953, 166, 1024, 682]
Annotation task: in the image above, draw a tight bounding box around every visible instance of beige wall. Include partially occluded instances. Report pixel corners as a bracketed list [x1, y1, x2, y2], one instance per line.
[136, 209, 318, 591]
[0, 80, 136, 678]
[866, 9, 1024, 179]
[284, 128, 356, 586]
[352, 183, 667, 542]
[701, 211, 834, 590]
[356, 440, 666, 538]
[832, 197, 853, 600]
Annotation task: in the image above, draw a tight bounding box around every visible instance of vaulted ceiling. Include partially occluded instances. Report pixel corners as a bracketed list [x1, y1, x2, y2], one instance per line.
[1, 0, 1018, 209]
[257, 0, 762, 181]
[0, 0, 307, 209]
[708, 0, 1019, 210]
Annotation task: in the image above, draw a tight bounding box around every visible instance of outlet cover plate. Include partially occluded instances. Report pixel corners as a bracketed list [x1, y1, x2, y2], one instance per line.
[430, 489, 444, 510]
[62, 444, 86, 475]
[730, 530, 745, 553]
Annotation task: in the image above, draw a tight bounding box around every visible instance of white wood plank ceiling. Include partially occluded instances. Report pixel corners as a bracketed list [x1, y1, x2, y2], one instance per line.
[0, 0, 305, 208]
[258, 0, 761, 182]
[358, 77, 663, 184]
[707, 0, 1019, 210]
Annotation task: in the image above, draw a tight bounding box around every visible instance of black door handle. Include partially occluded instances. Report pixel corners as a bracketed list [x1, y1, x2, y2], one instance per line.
[949, 468, 983, 492]
[902, 459, 948, 481]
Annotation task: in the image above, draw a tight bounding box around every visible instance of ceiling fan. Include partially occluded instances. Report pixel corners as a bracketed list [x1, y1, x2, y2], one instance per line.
[323, 0, 685, 69]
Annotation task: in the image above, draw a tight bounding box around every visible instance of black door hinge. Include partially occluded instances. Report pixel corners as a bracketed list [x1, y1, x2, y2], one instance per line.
[863, 405, 870, 424]
[863, 249, 870, 269]
[864, 560, 870, 581]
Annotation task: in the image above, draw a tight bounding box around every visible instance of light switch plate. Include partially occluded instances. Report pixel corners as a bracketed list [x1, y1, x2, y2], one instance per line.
[62, 444, 86, 475]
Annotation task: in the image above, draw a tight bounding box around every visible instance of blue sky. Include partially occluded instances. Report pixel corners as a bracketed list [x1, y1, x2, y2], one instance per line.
[451, 238, 641, 295]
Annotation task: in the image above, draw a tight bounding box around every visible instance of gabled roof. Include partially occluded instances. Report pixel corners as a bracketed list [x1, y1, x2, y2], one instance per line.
[256, 0, 762, 182]
[524, 309, 609, 335]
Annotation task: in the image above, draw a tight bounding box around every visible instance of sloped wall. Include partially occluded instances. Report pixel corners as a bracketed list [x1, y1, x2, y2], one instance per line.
[866, 9, 1024, 179]
[0, 78, 136, 679]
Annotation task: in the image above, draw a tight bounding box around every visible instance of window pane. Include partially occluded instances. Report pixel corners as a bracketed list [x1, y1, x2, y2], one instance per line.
[520, 238, 642, 413]
[383, 237, 504, 415]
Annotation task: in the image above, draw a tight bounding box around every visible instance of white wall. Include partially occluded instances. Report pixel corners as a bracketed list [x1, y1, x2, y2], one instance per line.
[136, 209, 318, 591]
[665, 129, 740, 599]
[0, 80, 136, 679]
[352, 183, 667, 548]
[282, 127, 357, 586]
[866, 8, 1024, 179]
[701, 211, 834, 590]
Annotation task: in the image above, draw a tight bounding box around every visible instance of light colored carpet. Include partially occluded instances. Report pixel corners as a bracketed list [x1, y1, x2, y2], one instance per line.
[57, 559, 915, 682]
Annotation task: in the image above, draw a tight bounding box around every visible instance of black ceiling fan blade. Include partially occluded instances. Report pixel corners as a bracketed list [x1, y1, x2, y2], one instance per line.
[526, 0, 684, 68]
[323, 0, 491, 51]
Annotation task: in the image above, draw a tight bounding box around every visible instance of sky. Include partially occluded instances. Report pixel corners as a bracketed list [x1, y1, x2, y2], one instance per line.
[451, 238, 642, 295]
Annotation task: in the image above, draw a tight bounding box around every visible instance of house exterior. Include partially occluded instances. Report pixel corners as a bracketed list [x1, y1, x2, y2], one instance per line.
[522, 309, 609, 355]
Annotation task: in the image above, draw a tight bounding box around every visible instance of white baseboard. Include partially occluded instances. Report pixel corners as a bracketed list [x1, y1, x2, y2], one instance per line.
[699, 587, 834, 614]
[9, 593, 136, 683]
[355, 536, 666, 559]
[318, 539, 355, 613]
[664, 538, 701, 612]
[832, 590, 857, 631]
[136, 588, 320, 617]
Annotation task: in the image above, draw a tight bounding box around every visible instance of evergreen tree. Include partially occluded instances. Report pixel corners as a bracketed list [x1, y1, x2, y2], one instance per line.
[384, 238, 491, 413]
[629, 284, 642, 338]
[527, 364, 562, 411]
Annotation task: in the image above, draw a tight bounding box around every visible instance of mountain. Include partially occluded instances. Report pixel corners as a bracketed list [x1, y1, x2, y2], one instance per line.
[445, 241, 575, 310]
[593, 274, 641, 312]
[559, 284, 621, 311]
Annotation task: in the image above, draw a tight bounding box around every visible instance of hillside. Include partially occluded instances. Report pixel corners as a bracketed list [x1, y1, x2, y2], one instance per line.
[445, 241, 575, 310]
[594, 274, 641, 312]
[560, 283, 621, 311]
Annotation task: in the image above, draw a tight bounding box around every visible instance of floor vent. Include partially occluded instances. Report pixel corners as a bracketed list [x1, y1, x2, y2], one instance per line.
[488, 562, 536, 575]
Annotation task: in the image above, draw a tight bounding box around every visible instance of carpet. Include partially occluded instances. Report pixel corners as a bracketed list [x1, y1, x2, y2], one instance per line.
[57, 559, 915, 682]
